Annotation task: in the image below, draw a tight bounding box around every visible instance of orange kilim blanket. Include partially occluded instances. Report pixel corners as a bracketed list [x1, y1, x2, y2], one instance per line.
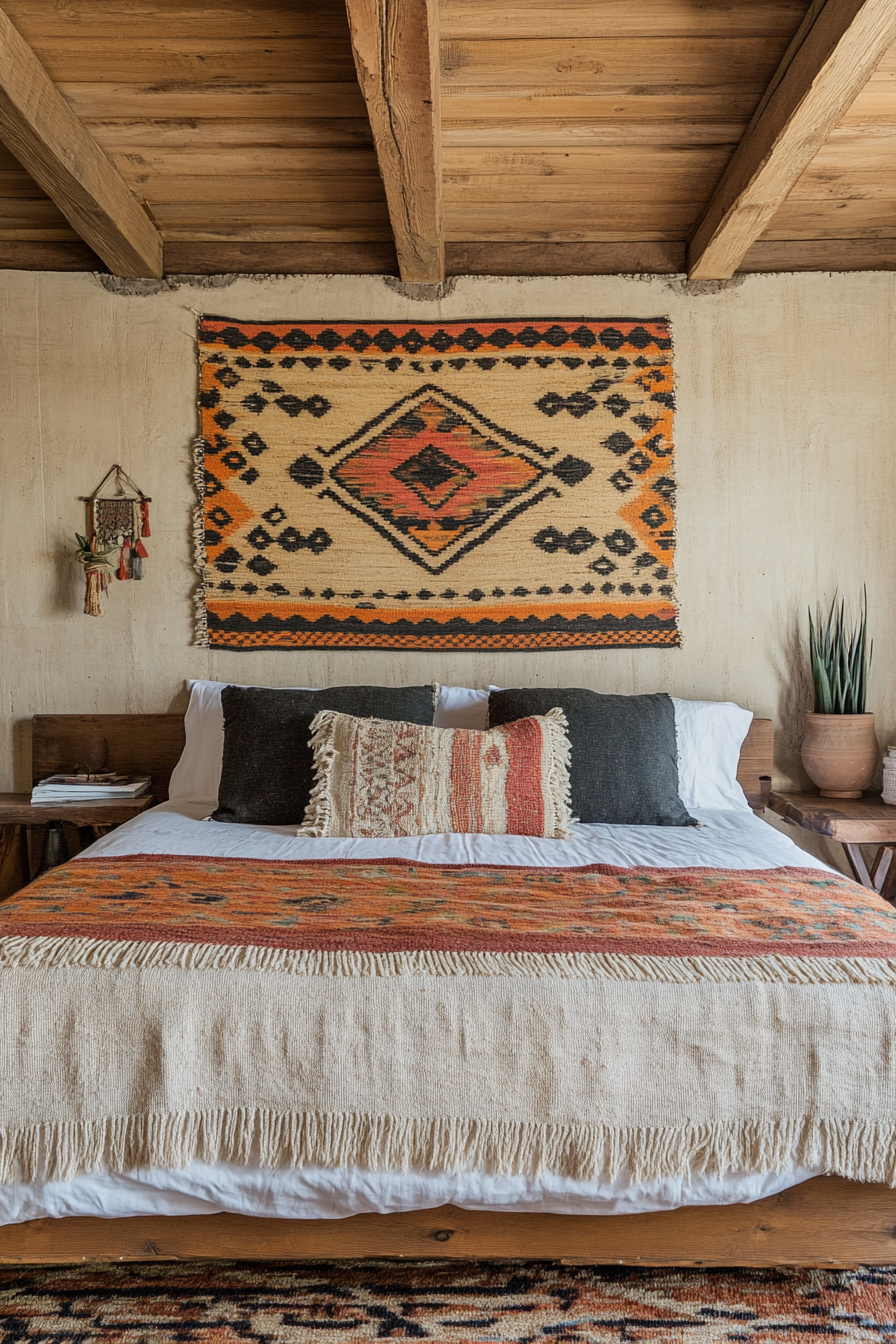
[4, 856, 896, 960]
[2, 857, 895, 1189]
[195, 318, 679, 650]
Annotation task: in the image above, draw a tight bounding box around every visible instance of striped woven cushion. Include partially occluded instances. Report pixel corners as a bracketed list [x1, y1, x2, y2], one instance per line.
[299, 709, 573, 838]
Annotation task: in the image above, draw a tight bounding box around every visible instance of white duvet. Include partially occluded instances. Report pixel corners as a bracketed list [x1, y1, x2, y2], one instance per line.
[1, 802, 832, 1226]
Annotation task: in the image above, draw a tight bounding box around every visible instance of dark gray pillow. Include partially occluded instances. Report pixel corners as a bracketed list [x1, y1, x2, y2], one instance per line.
[213, 685, 435, 826]
[488, 688, 695, 827]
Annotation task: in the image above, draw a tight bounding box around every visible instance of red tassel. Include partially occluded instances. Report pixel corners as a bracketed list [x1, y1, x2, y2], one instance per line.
[140, 501, 151, 537]
[117, 546, 129, 581]
[134, 538, 148, 559]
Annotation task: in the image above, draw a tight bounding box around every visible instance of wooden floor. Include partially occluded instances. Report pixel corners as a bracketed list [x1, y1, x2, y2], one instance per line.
[5, 1177, 895, 1267]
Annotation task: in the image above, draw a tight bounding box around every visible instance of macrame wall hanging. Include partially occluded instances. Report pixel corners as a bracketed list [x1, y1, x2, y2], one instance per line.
[76, 465, 151, 617]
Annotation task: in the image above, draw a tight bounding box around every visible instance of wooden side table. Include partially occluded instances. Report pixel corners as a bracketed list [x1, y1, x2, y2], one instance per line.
[0, 793, 155, 899]
[767, 791, 896, 901]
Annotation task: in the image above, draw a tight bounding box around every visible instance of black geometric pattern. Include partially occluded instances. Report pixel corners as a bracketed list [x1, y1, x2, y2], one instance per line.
[204, 320, 673, 356]
[535, 391, 597, 418]
[246, 555, 276, 577]
[551, 455, 593, 485]
[590, 555, 618, 575]
[241, 432, 269, 457]
[640, 505, 668, 529]
[391, 444, 475, 509]
[213, 546, 242, 573]
[532, 526, 597, 555]
[602, 432, 635, 456]
[603, 529, 637, 556]
[603, 393, 632, 418]
[277, 527, 331, 555]
[288, 455, 325, 489]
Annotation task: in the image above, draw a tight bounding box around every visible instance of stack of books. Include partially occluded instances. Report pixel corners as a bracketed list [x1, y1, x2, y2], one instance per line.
[31, 773, 151, 804]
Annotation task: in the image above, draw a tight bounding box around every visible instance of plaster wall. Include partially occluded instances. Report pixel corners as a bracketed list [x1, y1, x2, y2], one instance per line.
[1, 268, 893, 867]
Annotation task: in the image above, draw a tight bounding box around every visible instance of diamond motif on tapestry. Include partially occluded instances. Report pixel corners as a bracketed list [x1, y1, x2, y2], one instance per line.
[391, 444, 475, 510]
[330, 392, 546, 557]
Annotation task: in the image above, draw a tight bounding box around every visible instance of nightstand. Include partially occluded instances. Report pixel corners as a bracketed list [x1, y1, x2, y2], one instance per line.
[767, 791, 896, 902]
[0, 793, 156, 898]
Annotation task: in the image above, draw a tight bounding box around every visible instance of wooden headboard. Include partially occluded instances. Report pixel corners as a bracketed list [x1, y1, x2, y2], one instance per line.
[736, 718, 773, 810]
[32, 714, 186, 803]
[32, 713, 774, 811]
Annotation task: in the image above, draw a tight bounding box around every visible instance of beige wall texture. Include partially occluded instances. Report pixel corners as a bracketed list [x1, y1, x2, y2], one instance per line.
[1, 268, 894, 866]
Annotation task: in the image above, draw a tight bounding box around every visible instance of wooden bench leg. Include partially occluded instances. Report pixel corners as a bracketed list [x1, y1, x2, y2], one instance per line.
[875, 847, 896, 906]
[844, 842, 896, 904]
[843, 842, 874, 887]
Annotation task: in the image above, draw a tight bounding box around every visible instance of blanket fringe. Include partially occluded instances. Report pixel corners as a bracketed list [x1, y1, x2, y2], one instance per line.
[3, 934, 895, 986]
[3, 1109, 895, 1188]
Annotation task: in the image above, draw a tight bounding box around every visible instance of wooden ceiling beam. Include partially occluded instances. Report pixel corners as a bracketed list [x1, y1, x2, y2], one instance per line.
[687, 0, 896, 280]
[0, 6, 162, 276]
[344, 0, 443, 283]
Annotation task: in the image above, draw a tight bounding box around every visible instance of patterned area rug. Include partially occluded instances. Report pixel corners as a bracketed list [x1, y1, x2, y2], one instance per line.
[2, 1260, 894, 1341]
[195, 317, 679, 650]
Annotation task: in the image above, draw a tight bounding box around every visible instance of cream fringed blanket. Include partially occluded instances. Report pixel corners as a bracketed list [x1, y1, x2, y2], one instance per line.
[2, 856, 896, 1187]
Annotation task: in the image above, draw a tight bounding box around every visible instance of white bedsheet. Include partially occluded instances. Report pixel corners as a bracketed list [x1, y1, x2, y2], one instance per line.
[84, 797, 829, 872]
[1, 804, 832, 1226]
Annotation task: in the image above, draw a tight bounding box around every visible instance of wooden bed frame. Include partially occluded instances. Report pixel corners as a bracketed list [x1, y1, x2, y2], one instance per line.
[8, 713, 895, 1267]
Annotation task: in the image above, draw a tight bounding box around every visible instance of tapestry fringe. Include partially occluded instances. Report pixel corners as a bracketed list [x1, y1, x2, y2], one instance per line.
[2, 1108, 895, 1188]
[192, 434, 210, 648]
[3, 933, 894, 986]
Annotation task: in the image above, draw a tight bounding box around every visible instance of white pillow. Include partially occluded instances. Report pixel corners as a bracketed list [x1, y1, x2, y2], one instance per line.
[670, 697, 753, 812]
[170, 679, 471, 805]
[489, 685, 753, 813]
[433, 684, 490, 729]
[168, 679, 315, 805]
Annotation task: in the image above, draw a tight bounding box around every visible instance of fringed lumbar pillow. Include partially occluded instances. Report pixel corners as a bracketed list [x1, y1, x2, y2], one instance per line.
[300, 709, 574, 839]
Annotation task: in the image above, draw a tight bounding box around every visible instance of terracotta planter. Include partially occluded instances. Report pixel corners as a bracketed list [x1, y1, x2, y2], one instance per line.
[800, 712, 879, 798]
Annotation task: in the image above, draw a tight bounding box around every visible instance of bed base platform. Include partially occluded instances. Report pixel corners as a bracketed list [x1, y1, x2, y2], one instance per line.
[4, 1178, 895, 1267]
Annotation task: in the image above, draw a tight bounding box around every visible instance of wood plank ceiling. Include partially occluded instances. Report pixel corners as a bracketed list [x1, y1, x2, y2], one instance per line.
[0, 0, 894, 280]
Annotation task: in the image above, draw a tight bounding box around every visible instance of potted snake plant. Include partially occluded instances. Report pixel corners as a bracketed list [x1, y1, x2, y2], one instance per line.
[801, 589, 877, 797]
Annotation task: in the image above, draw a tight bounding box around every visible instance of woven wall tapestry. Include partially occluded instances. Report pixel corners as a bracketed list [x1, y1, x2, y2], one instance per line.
[194, 317, 678, 650]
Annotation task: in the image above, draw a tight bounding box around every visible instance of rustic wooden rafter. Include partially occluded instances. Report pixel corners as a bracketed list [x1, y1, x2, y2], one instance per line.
[0, 5, 163, 277]
[344, 0, 443, 284]
[687, 0, 896, 280]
